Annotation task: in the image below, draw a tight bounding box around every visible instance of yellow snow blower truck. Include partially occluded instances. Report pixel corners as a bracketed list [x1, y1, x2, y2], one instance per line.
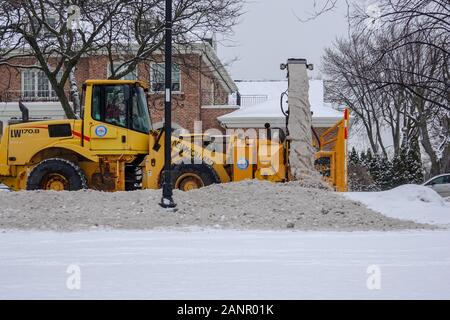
[0, 80, 348, 192]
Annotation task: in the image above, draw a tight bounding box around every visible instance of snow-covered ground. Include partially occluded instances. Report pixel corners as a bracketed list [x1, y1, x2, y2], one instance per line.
[345, 185, 450, 226]
[0, 229, 449, 299]
[1, 182, 448, 299]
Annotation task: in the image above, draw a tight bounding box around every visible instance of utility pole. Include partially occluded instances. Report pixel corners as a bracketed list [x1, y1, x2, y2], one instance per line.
[160, 0, 176, 209]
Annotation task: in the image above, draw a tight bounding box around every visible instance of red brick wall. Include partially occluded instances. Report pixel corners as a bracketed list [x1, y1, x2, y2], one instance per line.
[201, 107, 239, 132]
[0, 64, 20, 100]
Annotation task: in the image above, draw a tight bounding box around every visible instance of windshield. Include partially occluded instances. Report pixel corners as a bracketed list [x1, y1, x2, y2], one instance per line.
[131, 86, 151, 133]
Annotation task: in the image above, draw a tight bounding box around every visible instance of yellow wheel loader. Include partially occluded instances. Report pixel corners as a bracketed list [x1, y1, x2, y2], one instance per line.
[0, 80, 348, 192]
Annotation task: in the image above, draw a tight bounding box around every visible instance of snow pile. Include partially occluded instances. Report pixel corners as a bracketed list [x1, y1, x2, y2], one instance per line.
[0, 180, 430, 231]
[345, 184, 450, 225]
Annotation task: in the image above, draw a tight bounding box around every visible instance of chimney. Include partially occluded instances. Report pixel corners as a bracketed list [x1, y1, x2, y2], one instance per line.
[203, 33, 217, 51]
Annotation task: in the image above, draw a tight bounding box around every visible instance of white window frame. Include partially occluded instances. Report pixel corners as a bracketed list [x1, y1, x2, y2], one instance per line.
[149, 62, 181, 93]
[20, 69, 60, 100]
[28, 15, 58, 38]
[43, 16, 58, 37]
[107, 61, 138, 81]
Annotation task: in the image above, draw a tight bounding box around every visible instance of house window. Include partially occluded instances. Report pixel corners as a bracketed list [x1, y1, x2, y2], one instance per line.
[107, 62, 138, 80]
[43, 16, 57, 37]
[151, 63, 180, 92]
[29, 16, 58, 37]
[21, 70, 59, 99]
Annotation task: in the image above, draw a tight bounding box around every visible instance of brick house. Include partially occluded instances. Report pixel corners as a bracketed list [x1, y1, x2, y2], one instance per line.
[0, 42, 239, 132]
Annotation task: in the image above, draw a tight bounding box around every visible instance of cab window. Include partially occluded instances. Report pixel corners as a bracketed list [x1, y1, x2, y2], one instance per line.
[91, 85, 129, 128]
[91, 84, 151, 133]
[92, 86, 101, 121]
[131, 86, 151, 133]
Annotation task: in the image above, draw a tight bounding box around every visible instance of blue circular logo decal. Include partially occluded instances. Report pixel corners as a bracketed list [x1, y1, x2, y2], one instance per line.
[95, 125, 107, 137]
[236, 158, 249, 170]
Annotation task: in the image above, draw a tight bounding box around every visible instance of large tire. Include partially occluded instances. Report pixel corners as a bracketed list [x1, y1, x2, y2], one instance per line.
[168, 164, 220, 191]
[27, 158, 88, 191]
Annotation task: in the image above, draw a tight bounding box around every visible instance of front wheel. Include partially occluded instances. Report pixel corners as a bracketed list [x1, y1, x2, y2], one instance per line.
[27, 158, 88, 191]
[169, 164, 220, 191]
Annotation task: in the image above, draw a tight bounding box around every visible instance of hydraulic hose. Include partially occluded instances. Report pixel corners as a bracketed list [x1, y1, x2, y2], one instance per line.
[280, 89, 289, 136]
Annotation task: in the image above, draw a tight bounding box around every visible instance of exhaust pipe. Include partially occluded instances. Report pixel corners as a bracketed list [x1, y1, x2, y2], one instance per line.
[18, 101, 29, 123]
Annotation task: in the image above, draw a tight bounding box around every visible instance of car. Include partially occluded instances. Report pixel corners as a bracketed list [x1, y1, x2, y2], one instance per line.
[422, 174, 450, 198]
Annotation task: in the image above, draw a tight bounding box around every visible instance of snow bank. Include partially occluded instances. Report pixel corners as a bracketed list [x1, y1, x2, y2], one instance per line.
[1, 229, 450, 299]
[0, 180, 430, 231]
[345, 185, 450, 225]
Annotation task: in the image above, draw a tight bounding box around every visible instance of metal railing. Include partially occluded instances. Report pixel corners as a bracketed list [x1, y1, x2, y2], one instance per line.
[201, 90, 241, 106]
[239, 94, 268, 107]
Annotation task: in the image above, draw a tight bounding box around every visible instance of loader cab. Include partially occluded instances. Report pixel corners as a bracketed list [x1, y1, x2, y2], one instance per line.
[83, 80, 151, 152]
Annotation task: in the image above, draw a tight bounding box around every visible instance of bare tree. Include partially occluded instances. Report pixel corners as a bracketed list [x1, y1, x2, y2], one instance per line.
[0, 0, 243, 119]
[355, 0, 450, 53]
[0, 0, 130, 118]
[298, 0, 449, 174]
[351, 0, 450, 112]
[293, 0, 340, 22]
[323, 35, 392, 156]
[323, 22, 449, 175]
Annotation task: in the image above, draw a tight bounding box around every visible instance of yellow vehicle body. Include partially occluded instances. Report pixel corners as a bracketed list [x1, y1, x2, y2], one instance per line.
[0, 79, 347, 192]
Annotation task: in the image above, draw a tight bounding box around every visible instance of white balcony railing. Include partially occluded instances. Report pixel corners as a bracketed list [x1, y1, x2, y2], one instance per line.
[239, 94, 268, 107]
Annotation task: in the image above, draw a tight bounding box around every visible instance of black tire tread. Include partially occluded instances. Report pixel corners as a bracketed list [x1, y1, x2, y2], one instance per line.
[27, 158, 88, 191]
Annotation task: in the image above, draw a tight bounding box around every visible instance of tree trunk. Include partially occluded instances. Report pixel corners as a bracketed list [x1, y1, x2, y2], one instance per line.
[438, 115, 450, 174]
[47, 74, 76, 119]
[419, 119, 440, 176]
[69, 69, 81, 118]
[55, 86, 76, 119]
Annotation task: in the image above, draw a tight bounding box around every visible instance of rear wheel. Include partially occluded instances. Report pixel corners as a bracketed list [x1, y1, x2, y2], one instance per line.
[170, 164, 219, 191]
[27, 158, 88, 191]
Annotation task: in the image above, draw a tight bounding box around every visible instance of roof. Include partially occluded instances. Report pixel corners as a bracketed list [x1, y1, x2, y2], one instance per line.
[219, 80, 343, 128]
[236, 80, 288, 101]
[85, 79, 149, 89]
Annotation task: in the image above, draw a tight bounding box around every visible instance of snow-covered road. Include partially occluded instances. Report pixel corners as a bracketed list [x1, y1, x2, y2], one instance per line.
[1, 229, 449, 299]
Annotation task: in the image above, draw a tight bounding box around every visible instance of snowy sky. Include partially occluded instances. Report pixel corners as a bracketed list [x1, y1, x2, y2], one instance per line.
[217, 0, 350, 80]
